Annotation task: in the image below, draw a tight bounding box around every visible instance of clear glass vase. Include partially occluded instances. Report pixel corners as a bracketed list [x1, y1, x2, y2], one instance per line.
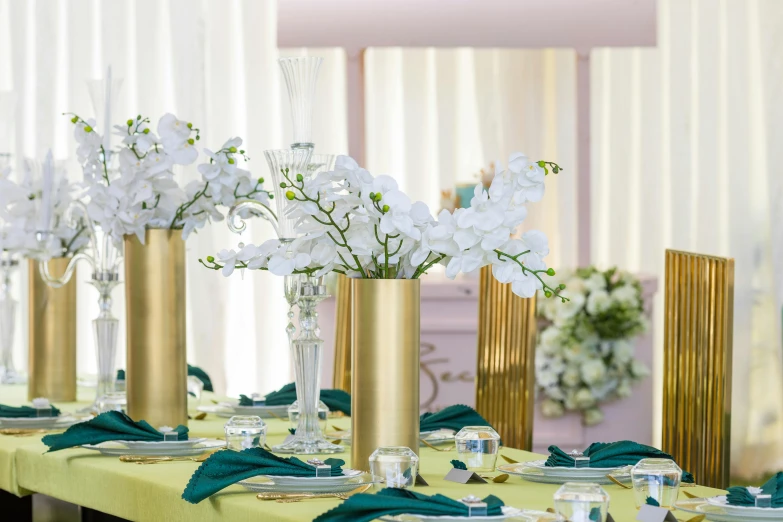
[273, 276, 343, 454]
[0, 257, 22, 384]
[264, 149, 313, 240]
[86, 274, 121, 413]
[279, 57, 323, 150]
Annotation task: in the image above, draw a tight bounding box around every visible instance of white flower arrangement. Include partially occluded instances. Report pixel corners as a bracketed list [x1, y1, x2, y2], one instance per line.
[535, 267, 650, 425]
[201, 153, 566, 299]
[66, 113, 270, 245]
[0, 159, 88, 258]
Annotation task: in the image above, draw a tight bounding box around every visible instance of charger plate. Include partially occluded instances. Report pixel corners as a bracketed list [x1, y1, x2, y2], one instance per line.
[0, 413, 89, 430]
[239, 472, 378, 493]
[497, 463, 630, 485]
[82, 439, 225, 457]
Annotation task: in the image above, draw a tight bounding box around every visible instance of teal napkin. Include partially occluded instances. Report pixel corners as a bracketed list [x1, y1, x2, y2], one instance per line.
[0, 403, 61, 418]
[116, 365, 213, 392]
[727, 472, 783, 507]
[546, 441, 695, 483]
[42, 411, 188, 452]
[239, 382, 352, 415]
[419, 404, 493, 433]
[182, 447, 345, 504]
[313, 488, 504, 522]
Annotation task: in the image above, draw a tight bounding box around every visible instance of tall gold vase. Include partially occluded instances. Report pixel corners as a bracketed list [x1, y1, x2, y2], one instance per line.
[351, 279, 420, 471]
[124, 230, 188, 428]
[28, 258, 77, 401]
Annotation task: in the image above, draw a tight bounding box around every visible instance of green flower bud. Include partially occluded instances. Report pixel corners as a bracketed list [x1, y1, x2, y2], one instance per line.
[71, 116, 78, 123]
[143, 128, 150, 134]
[229, 146, 237, 153]
[373, 192, 382, 202]
[268, 194, 274, 199]
[537, 160, 545, 167]
[279, 182, 286, 188]
[136, 115, 142, 121]
[126, 119, 133, 126]
[544, 290, 553, 298]
[187, 122, 193, 129]
[206, 255, 215, 263]
[382, 204, 390, 213]
[187, 138, 195, 145]
[195, 135, 200, 140]
[239, 149, 245, 154]
[257, 177, 264, 184]
[296, 173, 303, 182]
[228, 158, 235, 164]
[84, 126, 93, 133]
[369, 192, 376, 200]
[546, 268, 556, 276]
[559, 283, 566, 290]
[285, 190, 295, 200]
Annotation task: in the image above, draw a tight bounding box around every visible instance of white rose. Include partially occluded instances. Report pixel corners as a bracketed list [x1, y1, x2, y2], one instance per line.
[544, 386, 565, 400]
[586, 289, 611, 315]
[616, 379, 632, 398]
[540, 327, 561, 346]
[611, 284, 639, 307]
[536, 368, 559, 388]
[631, 360, 650, 378]
[556, 291, 585, 320]
[583, 408, 604, 426]
[562, 366, 582, 387]
[540, 398, 565, 418]
[562, 344, 587, 363]
[612, 340, 635, 364]
[584, 273, 606, 293]
[574, 388, 596, 409]
[564, 390, 578, 410]
[581, 359, 607, 385]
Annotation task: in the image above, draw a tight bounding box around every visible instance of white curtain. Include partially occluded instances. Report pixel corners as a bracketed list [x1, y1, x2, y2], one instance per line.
[364, 48, 578, 270]
[0, 0, 349, 398]
[592, 0, 783, 478]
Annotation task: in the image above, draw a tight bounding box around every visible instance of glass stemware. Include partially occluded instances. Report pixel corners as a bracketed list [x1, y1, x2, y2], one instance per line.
[279, 57, 323, 150]
[0, 256, 22, 384]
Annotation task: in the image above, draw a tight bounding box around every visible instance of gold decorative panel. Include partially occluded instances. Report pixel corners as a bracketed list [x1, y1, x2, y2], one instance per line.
[663, 249, 734, 489]
[475, 266, 537, 451]
[332, 274, 352, 392]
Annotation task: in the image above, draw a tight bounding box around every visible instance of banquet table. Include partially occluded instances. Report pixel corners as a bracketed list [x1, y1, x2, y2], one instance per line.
[0, 385, 724, 522]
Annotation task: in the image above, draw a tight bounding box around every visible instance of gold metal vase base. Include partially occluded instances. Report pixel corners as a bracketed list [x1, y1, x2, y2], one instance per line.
[28, 258, 77, 402]
[350, 278, 420, 472]
[124, 230, 188, 429]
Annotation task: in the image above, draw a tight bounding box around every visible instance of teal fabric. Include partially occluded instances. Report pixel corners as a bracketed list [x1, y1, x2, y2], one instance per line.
[0, 403, 61, 418]
[727, 472, 783, 507]
[313, 488, 504, 522]
[116, 365, 213, 392]
[545, 441, 695, 483]
[239, 382, 352, 415]
[419, 404, 493, 434]
[41, 411, 188, 452]
[182, 447, 345, 504]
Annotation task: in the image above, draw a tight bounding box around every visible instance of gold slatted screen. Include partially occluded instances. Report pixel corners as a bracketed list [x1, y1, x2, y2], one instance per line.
[475, 266, 537, 450]
[332, 274, 352, 392]
[663, 250, 734, 489]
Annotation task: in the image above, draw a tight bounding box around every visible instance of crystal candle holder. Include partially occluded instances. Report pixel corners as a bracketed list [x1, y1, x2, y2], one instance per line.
[369, 446, 419, 490]
[631, 458, 682, 509]
[287, 400, 328, 433]
[553, 482, 611, 522]
[225, 415, 266, 451]
[454, 426, 500, 472]
[97, 392, 127, 414]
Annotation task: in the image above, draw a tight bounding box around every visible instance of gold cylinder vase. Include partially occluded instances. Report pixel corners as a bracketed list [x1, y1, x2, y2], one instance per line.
[28, 258, 77, 401]
[124, 229, 188, 428]
[351, 278, 420, 471]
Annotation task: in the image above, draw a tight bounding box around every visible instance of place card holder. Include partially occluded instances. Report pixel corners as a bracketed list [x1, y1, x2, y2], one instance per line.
[756, 494, 772, 508]
[307, 459, 331, 477]
[35, 407, 53, 418]
[163, 432, 179, 441]
[573, 456, 590, 468]
[251, 393, 265, 406]
[459, 496, 487, 517]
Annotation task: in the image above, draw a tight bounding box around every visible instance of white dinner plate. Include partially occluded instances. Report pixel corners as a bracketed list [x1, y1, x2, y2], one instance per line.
[496, 463, 630, 485]
[0, 414, 88, 430]
[196, 403, 290, 419]
[117, 438, 207, 450]
[325, 429, 455, 446]
[262, 468, 363, 486]
[705, 495, 783, 518]
[239, 472, 377, 493]
[82, 439, 225, 457]
[675, 498, 781, 521]
[515, 459, 629, 479]
[379, 507, 559, 521]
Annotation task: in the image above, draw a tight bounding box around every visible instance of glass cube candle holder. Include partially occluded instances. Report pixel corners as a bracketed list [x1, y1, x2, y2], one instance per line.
[631, 458, 682, 509]
[187, 376, 205, 406]
[454, 426, 500, 472]
[553, 482, 610, 522]
[97, 392, 127, 413]
[287, 400, 329, 433]
[225, 415, 266, 451]
[369, 446, 419, 489]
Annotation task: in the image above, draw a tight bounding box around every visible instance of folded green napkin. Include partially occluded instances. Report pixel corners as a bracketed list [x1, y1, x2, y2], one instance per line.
[0, 403, 61, 418]
[726, 472, 783, 507]
[116, 365, 213, 392]
[314, 488, 504, 522]
[41, 411, 188, 452]
[239, 382, 352, 415]
[419, 404, 493, 433]
[182, 447, 345, 504]
[546, 441, 695, 483]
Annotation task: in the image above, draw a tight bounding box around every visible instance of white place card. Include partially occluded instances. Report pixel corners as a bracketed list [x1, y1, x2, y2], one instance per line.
[636, 505, 678, 522]
[444, 468, 487, 484]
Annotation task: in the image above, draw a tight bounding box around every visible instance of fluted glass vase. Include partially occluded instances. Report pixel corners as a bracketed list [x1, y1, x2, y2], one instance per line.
[273, 277, 343, 454]
[0, 258, 22, 384]
[279, 57, 323, 150]
[306, 154, 336, 178]
[87, 275, 121, 413]
[264, 149, 313, 240]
